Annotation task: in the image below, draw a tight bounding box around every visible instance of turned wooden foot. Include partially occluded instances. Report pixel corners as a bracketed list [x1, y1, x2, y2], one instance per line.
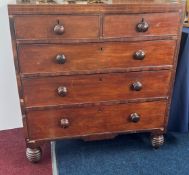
[26, 147, 42, 163]
[151, 134, 164, 149]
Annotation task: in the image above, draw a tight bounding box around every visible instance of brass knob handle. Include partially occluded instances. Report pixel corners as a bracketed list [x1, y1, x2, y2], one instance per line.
[60, 118, 70, 128]
[57, 86, 67, 97]
[136, 18, 149, 32]
[131, 81, 143, 91]
[54, 24, 64, 35]
[133, 50, 145, 60]
[129, 113, 140, 123]
[56, 54, 66, 64]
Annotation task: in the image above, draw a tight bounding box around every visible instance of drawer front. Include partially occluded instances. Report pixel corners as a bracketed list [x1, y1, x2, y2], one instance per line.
[103, 13, 179, 38]
[19, 40, 176, 74]
[27, 101, 167, 140]
[14, 15, 99, 40]
[22, 71, 171, 107]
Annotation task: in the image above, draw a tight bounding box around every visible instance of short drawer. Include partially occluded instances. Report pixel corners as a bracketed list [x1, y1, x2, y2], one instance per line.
[22, 71, 171, 107]
[27, 101, 167, 140]
[14, 15, 99, 40]
[19, 40, 176, 75]
[103, 13, 179, 38]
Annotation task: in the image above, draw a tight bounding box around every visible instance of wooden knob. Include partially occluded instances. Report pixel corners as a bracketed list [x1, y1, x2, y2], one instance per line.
[131, 81, 143, 91]
[60, 118, 70, 128]
[54, 24, 64, 35]
[136, 18, 149, 32]
[57, 86, 67, 97]
[133, 50, 145, 60]
[129, 113, 140, 123]
[56, 54, 66, 64]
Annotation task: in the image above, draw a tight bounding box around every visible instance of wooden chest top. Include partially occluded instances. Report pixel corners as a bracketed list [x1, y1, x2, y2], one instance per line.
[8, 0, 183, 15]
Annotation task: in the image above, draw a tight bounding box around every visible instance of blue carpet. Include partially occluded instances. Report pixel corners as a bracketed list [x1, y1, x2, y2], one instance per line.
[55, 133, 189, 175]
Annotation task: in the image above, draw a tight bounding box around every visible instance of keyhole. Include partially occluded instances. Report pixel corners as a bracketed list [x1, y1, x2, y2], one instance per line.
[99, 47, 103, 51]
[98, 107, 103, 112]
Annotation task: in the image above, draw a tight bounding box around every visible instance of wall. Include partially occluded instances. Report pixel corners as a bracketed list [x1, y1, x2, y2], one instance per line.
[0, 0, 23, 130]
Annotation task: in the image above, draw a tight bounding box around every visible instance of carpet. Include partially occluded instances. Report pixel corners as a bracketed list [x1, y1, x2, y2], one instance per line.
[55, 133, 189, 175]
[0, 128, 52, 175]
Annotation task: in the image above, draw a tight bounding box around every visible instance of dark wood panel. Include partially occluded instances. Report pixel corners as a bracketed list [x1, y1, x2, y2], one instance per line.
[22, 71, 171, 107]
[19, 40, 176, 74]
[14, 15, 99, 40]
[27, 101, 167, 140]
[103, 13, 180, 38]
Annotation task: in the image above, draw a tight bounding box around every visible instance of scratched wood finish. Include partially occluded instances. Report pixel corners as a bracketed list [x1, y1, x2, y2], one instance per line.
[22, 71, 171, 107]
[27, 101, 167, 140]
[19, 40, 176, 75]
[103, 13, 180, 38]
[14, 15, 100, 40]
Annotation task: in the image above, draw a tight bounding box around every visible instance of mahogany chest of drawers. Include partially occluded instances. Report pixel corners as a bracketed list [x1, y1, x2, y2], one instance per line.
[8, 0, 184, 163]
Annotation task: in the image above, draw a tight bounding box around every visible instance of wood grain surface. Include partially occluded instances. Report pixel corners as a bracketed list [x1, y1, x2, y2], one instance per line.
[8, 2, 183, 15]
[14, 15, 100, 40]
[22, 70, 171, 107]
[103, 13, 179, 38]
[18, 40, 176, 74]
[27, 101, 167, 140]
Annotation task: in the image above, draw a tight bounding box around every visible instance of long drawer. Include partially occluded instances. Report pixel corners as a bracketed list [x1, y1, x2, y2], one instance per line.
[22, 70, 171, 107]
[19, 40, 176, 75]
[14, 15, 99, 40]
[27, 101, 167, 140]
[103, 13, 179, 38]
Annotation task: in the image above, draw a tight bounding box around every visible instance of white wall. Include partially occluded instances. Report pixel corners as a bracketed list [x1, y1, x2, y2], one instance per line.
[0, 0, 23, 130]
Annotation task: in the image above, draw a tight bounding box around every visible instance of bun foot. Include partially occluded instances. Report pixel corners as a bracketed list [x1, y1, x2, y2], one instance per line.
[151, 134, 164, 149]
[26, 147, 42, 163]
